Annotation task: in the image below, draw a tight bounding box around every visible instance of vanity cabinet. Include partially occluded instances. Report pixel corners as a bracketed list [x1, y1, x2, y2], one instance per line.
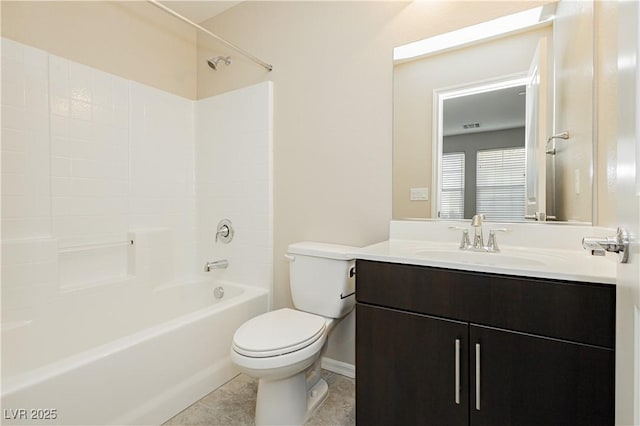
[356, 260, 615, 426]
[357, 304, 470, 425]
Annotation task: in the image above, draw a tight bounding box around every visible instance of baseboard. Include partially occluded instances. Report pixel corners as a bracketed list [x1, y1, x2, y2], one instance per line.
[321, 357, 355, 379]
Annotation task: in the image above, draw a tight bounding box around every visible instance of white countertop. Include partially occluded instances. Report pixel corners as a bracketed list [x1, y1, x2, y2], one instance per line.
[350, 221, 618, 285]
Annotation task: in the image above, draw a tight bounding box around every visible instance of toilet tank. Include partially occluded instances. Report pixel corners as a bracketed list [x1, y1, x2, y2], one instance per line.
[287, 242, 357, 318]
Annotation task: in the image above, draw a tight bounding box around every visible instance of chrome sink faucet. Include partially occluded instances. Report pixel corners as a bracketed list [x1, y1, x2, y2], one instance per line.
[449, 214, 508, 253]
[470, 214, 486, 249]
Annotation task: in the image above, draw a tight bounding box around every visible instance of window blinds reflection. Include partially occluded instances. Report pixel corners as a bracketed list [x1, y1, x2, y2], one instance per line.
[476, 147, 526, 221]
[440, 152, 465, 219]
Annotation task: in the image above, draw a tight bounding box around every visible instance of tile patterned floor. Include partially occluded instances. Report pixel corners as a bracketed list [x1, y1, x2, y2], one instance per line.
[163, 370, 355, 426]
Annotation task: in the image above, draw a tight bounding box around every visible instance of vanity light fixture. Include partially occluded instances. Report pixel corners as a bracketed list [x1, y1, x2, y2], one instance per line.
[393, 5, 555, 62]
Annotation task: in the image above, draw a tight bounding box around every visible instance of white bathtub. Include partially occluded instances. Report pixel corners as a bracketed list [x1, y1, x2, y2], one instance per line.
[1, 279, 269, 425]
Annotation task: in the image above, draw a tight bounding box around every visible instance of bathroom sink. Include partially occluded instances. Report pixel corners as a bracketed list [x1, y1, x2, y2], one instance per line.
[350, 223, 618, 284]
[414, 248, 551, 268]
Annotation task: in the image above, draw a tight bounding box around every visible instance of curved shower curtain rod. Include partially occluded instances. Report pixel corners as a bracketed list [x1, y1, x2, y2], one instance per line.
[147, 0, 273, 72]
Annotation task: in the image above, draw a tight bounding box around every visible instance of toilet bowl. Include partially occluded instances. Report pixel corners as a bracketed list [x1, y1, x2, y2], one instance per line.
[230, 242, 356, 426]
[231, 308, 334, 425]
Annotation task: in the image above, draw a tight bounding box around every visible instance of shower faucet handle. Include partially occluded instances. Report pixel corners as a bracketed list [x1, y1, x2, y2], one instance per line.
[215, 219, 234, 244]
[216, 225, 230, 240]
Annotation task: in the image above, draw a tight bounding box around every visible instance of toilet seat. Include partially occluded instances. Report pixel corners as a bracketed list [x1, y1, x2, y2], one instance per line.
[232, 308, 326, 358]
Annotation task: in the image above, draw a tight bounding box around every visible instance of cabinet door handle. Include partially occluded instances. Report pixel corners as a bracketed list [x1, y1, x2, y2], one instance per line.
[475, 343, 481, 411]
[455, 339, 460, 405]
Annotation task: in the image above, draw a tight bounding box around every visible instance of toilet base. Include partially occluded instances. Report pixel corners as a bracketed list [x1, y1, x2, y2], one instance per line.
[255, 372, 329, 425]
[307, 377, 329, 419]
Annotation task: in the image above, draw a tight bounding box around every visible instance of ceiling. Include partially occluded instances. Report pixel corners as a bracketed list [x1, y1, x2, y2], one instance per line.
[160, 1, 241, 24]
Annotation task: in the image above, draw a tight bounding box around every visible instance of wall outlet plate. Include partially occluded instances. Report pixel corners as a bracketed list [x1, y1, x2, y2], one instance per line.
[410, 187, 429, 201]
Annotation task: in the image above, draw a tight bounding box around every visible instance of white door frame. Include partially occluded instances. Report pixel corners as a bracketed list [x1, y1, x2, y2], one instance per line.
[431, 73, 527, 219]
[615, 1, 640, 424]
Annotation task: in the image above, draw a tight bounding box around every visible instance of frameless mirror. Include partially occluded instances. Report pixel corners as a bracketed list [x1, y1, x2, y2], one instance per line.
[393, 1, 594, 223]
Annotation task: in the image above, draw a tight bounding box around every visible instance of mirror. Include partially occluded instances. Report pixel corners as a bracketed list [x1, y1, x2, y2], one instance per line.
[437, 79, 528, 221]
[393, 1, 594, 223]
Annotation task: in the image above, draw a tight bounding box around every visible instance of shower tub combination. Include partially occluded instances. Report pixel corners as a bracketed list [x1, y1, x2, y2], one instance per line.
[1, 8, 274, 423]
[1, 276, 268, 425]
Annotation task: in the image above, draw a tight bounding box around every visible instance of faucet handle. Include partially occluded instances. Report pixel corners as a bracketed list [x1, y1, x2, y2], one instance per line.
[215, 219, 234, 244]
[487, 228, 510, 252]
[489, 227, 509, 233]
[449, 226, 471, 249]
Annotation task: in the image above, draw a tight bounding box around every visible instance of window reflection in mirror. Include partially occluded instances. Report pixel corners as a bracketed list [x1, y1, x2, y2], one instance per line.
[438, 83, 527, 221]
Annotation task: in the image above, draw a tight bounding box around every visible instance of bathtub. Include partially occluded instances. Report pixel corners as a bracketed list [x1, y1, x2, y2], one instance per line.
[1, 279, 269, 425]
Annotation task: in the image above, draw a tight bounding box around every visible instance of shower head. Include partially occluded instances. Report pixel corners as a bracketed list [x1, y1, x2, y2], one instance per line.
[207, 56, 232, 71]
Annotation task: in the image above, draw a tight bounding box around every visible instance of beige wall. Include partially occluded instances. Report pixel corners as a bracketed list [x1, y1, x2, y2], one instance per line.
[393, 26, 551, 219]
[196, 1, 549, 364]
[1, 1, 197, 99]
[553, 0, 594, 222]
[595, 0, 619, 228]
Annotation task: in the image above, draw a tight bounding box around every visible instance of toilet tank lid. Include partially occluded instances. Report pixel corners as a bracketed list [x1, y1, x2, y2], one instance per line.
[288, 242, 358, 260]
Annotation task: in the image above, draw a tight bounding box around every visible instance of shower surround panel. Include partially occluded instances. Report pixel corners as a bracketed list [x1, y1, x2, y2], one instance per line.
[196, 84, 274, 298]
[1, 37, 273, 425]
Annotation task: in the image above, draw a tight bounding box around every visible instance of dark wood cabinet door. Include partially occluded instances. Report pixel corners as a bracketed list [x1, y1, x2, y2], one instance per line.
[469, 325, 614, 426]
[356, 304, 469, 426]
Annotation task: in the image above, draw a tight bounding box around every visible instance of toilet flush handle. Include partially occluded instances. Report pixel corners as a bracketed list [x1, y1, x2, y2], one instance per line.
[284, 254, 295, 262]
[340, 265, 357, 299]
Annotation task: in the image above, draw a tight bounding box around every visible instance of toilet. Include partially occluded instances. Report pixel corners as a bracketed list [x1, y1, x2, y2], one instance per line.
[230, 242, 356, 425]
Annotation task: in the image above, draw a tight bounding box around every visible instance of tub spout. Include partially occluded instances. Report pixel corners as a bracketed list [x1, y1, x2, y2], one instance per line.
[205, 259, 228, 272]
